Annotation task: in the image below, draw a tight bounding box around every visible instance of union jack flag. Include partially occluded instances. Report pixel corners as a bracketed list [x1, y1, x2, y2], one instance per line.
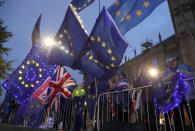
[48, 66, 76, 112]
[32, 77, 51, 104]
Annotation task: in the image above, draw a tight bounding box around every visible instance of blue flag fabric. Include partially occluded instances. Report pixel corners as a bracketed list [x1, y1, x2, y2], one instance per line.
[26, 97, 48, 127]
[84, 83, 96, 119]
[32, 15, 41, 46]
[71, 0, 95, 12]
[3, 44, 56, 104]
[49, 5, 88, 67]
[108, 0, 165, 35]
[14, 78, 51, 127]
[73, 96, 85, 131]
[74, 7, 127, 80]
[0, 94, 15, 123]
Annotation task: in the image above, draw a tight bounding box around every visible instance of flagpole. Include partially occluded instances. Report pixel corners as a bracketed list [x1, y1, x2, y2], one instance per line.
[93, 78, 98, 129]
[99, 0, 101, 14]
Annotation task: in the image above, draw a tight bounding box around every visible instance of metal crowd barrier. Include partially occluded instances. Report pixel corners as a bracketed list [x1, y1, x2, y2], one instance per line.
[96, 78, 195, 131]
[40, 98, 76, 130]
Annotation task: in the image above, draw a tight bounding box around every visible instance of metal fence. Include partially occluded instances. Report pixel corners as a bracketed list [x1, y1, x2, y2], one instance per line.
[96, 77, 195, 131]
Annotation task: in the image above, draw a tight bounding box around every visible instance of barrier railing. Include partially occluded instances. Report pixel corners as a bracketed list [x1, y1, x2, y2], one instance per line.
[96, 78, 195, 131]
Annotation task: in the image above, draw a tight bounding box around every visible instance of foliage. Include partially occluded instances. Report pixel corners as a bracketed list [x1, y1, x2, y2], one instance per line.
[0, 2, 13, 95]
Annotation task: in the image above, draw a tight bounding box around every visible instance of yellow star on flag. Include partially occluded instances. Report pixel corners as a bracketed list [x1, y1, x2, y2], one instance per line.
[67, 35, 71, 40]
[120, 17, 124, 22]
[59, 34, 63, 38]
[39, 68, 42, 72]
[144, 1, 150, 8]
[115, 1, 120, 6]
[60, 46, 64, 50]
[107, 49, 112, 54]
[39, 74, 42, 78]
[94, 59, 98, 63]
[111, 56, 116, 61]
[21, 81, 25, 85]
[26, 61, 30, 65]
[106, 66, 110, 70]
[116, 11, 120, 16]
[110, 63, 115, 68]
[58, 41, 62, 45]
[126, 15, 131, 20]
[89, 56, 93, 60]
[90, 36, 95, 41]
[97, 36, 101, 42]
[136, 10, 143, 16]
[25, 84, 29, 88]
[22, 65, 25, 69]
[101, 42, 106, 47]
[18, 76, 22, 80]
[86, 51, 89, 55]
[36, 63, 39, 67]
[19, 70, 22, 74]
[65, 50, 69, 54]
[31, 84, 34, 88]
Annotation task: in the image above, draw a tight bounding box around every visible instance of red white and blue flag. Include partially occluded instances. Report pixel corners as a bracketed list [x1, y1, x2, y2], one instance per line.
[48, 66, 76, 112]
[32, 77, 51, 104]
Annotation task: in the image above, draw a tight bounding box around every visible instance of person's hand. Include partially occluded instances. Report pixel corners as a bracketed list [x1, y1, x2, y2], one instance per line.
[109, 80, 114, 89]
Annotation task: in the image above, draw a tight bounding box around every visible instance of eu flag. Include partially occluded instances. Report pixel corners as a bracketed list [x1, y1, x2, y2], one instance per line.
[15, 78, 51, 127]
[49, 4, 88, 67]
[71, 0, 95, 12]
[84, 83, 96, 119]
[73, 96, 85, 131]
[74, 7, 127, 80]
[32, 15, 41, 46]
[27, 98, 48, 127]
[3, 44, 56, 104]
[108, 0, 166, 35]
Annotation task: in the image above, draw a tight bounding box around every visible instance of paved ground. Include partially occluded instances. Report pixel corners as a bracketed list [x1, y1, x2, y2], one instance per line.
[0, 124, 56, 131]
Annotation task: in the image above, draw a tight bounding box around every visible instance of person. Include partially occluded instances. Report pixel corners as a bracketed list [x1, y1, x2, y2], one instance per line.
[108, 71, 130, 122]
[133, 65, 159, 131]
[160, 54, 195, 131]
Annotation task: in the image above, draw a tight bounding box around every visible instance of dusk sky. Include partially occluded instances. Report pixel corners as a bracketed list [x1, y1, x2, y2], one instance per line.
[0, 0, 175, 102]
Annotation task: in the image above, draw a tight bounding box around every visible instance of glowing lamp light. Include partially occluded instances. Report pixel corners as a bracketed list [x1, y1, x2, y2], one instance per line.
[43, 37, 54, 47]
[159, 118, 164, 125]
[148, 68, 158, 77]
[84, 101, 87, 106]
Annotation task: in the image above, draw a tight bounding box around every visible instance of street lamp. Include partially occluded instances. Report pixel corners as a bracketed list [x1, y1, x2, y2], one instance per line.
[148, 67, 158, 77]
[43, 37, 55, 47]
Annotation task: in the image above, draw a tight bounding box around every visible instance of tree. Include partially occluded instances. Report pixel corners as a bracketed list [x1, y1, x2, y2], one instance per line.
[0, 1, 13, 95]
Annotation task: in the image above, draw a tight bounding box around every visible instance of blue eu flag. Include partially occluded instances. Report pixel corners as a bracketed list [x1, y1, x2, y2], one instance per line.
[49, 5, 88, 67]
[73, 96, 85, 131]
[84, 83, 96, 120]
[3, 44, 56, 104]
[32, 15, 41, 46]
[108, 0, 166, 35]
[71, 0, 95, 12]
[75, 7, 127, 80]
[26, 97, 48, 127]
